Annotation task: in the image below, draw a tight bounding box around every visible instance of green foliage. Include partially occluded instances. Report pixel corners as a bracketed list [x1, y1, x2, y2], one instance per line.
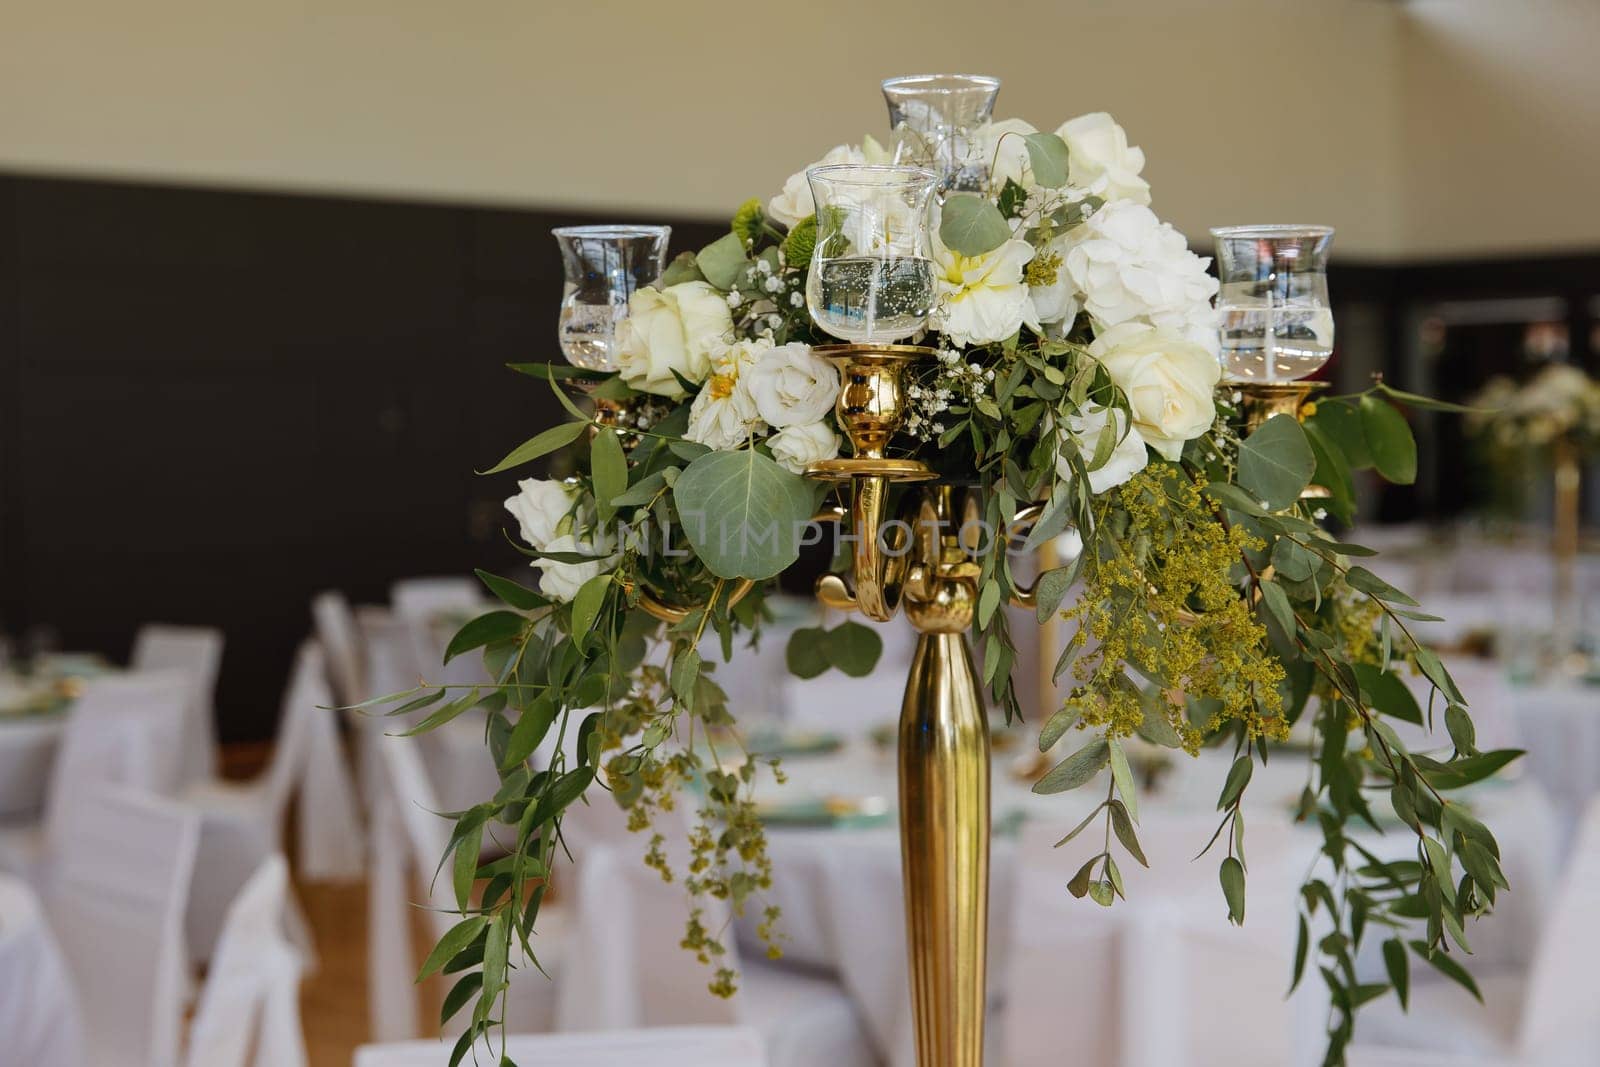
[939, 194, 1012, 256]
[1237, 414, 1316, 510]
[672, 448, 816, 580]
[1021, 132, 1072, 188]
[696, 231, 750, 289]
[1360, 395, 1418, 484]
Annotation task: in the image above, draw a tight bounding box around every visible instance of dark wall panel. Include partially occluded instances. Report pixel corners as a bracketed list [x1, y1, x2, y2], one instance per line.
[0, 172, 721, 741]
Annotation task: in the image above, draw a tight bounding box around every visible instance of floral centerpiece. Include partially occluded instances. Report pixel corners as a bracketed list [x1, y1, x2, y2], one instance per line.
[385, 79, 1515, 1067]
[1468, 362, 1600, 452]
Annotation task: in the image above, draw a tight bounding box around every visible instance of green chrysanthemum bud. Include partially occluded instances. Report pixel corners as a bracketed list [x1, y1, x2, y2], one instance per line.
[782, 214, 817, 265]
[731, 198, 764, 247]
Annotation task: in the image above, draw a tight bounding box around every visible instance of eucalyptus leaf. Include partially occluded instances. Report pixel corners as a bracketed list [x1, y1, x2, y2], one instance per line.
[1237, 414, 1317, 511]
[939, 194, 1012, 257]
[1108, 739, 1139, 822]
[419, 916, 489, 980]
[445, 612, 527, 665]
[475, 569, 547, 612]
[785, 627, 830, 680]
[1033, 737, 1111, 794]
[1220, 856, 1246, 924]
[1360, 395, 1417, 485]
[660, 251, 705, 287]
[673, 449, 816, 580]
[1039, 704, 1083, 751]
[825, 621, 883, 678]
[590, 427, 626, 524]
[696, 231, 749, 290]
[481, 421, 588, 476]
[1021, 132, 1072, 188]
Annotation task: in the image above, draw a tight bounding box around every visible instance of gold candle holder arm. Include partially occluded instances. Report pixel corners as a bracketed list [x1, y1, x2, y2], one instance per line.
[1000, 501, 1048, 610]
[635, 578, 755, 624]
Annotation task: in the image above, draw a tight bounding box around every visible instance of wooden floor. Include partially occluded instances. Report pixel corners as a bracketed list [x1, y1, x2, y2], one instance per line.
[297, 874, 372, 1067]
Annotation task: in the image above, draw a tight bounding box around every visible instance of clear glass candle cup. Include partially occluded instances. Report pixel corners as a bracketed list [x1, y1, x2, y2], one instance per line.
[804, 165, 939, 345]
[552, 224, 671, 371]
[1210, 224, 1336, 384]
[881, 74, 1001, 194]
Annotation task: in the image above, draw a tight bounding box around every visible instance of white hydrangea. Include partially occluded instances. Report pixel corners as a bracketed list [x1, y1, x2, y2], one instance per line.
[1061, 200, 1219, 356]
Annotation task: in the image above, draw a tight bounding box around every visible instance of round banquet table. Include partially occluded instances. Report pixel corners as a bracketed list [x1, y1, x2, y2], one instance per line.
[735, 733, 1560, 1067]
[0, 677, 70, 817]
[0, 874, 85, 1064]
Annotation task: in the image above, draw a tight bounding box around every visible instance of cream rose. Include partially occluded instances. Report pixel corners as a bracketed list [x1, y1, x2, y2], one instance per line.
[534, 533, 615, 603]
[1056, 113, 1150, 205]
[768, 422, 841, 474]
[1055, 405, 1148, 494]
[685, 339, 767, 451]
[614, 281, 733, 397]
[746, 342, 839, 428]
[931, 234, 1039, 347]
[767, 137, 891, 230]
[1089, 322, 1220, 461]
[503, 477, 579, 549]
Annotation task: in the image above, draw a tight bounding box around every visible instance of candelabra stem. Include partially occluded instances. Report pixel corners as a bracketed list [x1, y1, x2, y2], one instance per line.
[898, 629, 989, 1067]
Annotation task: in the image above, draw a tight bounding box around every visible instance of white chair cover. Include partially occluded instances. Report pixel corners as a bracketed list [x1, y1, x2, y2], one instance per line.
[557, 833, 876, 1067]
[289, 643, 366, 881]
[184, 641, 363, 960]
[312, 591, 368, 707]
[1347, 798, 1600, 1066]
[0, 873, 85, 1066]
[1003, 815, 1323, 1067]
[0, 670, 192, 880]
[185, 855, 308, 1067]
[44, 785, 200, 1067]
[354, 1026, 769, 1067]
[368, 731, 565, 1042]
[132, 622, 224, 786]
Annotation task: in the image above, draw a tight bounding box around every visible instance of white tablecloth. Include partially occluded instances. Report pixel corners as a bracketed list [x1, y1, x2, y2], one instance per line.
[0, 714, 65, 817]
[731, 738, 1559, 1067]
[1509, 681, 1600, 840]
[0, 874, 84, 1063]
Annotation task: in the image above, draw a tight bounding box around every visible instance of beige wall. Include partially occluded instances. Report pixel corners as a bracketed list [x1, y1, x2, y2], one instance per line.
[0, 0, 1594, 260]
[1399, 0, 1600, 257]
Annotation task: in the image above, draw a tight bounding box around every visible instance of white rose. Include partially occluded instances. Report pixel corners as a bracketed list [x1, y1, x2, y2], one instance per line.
[768, 143, 864, 229]
[532, 534, 606, 602]
[768, 422, 841, 474]
[1063, 200, 1219, 354]
[615, 281, 733, 397]
[503, 477, 578, 549]
[746, 342, 839, 428]
[1054, 405, 1148, 494]
[1056, 113, 1150, 205]
[685, 339, 767, 451]
[1089, 322, 1220, 461]
[980, 118, 1040, 190]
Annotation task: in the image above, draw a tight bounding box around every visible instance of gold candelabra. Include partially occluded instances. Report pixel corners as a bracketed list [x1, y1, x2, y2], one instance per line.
[802, 342, 1033, 1067]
